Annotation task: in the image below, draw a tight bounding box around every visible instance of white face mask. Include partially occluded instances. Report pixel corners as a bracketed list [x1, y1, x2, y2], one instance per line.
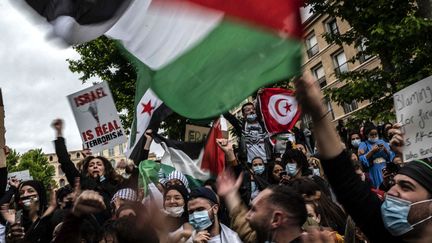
[164, 206, 184, 218]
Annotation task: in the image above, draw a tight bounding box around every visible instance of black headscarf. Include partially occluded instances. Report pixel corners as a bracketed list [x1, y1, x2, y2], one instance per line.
[19, 180, 48, 215]
[398, 160, 432, 194]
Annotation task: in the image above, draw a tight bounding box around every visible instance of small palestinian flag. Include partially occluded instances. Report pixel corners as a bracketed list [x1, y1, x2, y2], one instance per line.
[154, 118, 227, 188]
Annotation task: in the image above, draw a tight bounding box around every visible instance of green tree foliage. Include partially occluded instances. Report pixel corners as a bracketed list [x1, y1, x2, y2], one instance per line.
[308, 0, 432, 124]
[6, 148, 20, 171]
[68, 37, 192, 139]
[8, 149, 56, 189]
[68, 36, 136, 130]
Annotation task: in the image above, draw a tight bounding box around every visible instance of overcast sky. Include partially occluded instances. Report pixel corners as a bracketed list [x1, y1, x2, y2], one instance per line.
[0, 1, 163, 157]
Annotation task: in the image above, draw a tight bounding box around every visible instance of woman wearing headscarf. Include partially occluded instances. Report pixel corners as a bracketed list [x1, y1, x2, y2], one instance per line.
[161, 184, 194, 242]
[358, 123, 394, 188]
[2, 180, 53, 243]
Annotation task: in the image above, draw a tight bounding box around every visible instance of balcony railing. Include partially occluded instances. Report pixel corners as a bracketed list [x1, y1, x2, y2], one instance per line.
[317, 77, 327, 88]
[334, 62, 349, 75]
[359, 54, 372, 64]
[306, 44, 319, 58]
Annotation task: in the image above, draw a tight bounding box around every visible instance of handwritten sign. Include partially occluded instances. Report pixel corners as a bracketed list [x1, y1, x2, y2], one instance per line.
[185, 124, 210, 142]
[393, 75, 432, 161]
[68, 82, 127, 153]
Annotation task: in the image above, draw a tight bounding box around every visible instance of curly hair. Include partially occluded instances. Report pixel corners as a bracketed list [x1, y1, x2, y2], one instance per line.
[282, 148, 312, 176]
[81, 156, 123, 184]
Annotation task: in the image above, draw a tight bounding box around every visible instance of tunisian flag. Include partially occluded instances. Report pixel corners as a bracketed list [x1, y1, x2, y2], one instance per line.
[258, 88, 301, 134]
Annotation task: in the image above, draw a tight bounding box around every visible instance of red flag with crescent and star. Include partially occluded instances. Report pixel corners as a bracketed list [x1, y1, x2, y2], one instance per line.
[258, 88, 301, 134]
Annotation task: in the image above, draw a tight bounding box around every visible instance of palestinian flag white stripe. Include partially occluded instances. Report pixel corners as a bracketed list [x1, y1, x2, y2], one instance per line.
[105, 0, 223, 69]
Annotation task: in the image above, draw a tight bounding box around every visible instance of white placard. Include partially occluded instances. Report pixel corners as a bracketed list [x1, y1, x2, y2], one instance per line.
[68, 82, 127, 153]
[8, 170, 32, 182]
[393, 75, 432, 162]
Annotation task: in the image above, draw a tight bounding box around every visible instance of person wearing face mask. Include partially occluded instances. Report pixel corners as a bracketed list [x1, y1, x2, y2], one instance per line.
[358, 124, 394, 188]
[349, 132, 362, 154]
[162, 185, 192, 235]
[223, 102, 272, 164]
[185, 187, 242, 243]
[50, 185, 75, 230]
[239, 157, 270, 204]
[295, 75, 432, 243]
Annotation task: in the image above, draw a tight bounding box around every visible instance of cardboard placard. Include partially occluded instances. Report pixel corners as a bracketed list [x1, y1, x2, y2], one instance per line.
[393, 75, 432, 161]
[185, 124, 210, 142]
[68, 82, 126, 153]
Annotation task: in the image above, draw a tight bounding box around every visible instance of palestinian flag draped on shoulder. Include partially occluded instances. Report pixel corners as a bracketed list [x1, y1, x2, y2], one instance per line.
[21, 0, 304, 119]
[154, 118, 227, 188]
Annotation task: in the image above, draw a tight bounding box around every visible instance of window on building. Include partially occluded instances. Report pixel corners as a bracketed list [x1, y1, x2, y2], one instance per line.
[58, 165, 64, 176]
[358, 38, 372, 63]
[305, 33, 319, 58]
[325, 98, 336, 120]
[326, 18, 339, 36]
[343, 100, 358, 114]
[108, 148, 115, 157]
[332, 51, 348, 75]
[49, 156, 53, 162]
[311, 64, 326, 88]
[59, 179, 65, 187]
[76, 152, 80, 159]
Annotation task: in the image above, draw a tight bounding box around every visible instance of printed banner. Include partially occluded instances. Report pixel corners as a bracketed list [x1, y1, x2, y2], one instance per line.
[68, 82, 126, 153]
[393, 75, 432, 162]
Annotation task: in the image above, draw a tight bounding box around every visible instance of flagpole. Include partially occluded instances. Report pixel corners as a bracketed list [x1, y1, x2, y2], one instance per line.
[0, 89, 5, 167]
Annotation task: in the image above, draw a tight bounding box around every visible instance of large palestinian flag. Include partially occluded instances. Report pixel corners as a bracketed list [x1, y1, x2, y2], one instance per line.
[154, 118, 227, 188]
[121, 45, 173, 162]
[21, 0, 304, 119]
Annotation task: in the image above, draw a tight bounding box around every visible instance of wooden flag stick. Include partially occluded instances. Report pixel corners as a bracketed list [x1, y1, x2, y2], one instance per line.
[0, 89, 5, 168]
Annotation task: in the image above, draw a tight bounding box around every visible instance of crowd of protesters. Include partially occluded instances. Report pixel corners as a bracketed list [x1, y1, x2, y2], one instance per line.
[0, 75, 431, 243]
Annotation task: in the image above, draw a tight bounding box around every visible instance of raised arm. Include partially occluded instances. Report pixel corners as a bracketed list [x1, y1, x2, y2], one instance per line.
[52, 119, 80, 185]
[223, 112, 243, 138]
[294, 75, 394, 242]
[132, 129, 152, 166]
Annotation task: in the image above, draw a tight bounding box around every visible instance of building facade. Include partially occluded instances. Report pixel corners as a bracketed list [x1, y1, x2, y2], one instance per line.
[46, 143, 156, 187]
[301, 7, 381, 125]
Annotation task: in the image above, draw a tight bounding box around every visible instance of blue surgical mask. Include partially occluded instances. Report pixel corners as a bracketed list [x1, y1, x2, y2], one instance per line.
[246, 113, 257, 122]
[368, 138, 378, 143]
[351, 139, 361, 148]
[286, 163, 298, 176]
[253, 165, 265, 175]
[381, 195, 432, 236]
[189, 208, 213, 230]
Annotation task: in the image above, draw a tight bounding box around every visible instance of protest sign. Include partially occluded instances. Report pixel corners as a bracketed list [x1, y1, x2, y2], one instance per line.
[393, 75, 432, 161]
[7, 170, 33, 190]
[68, 82, 126, 153]
[8, 170, 32, 182]
[185, 124, 210, 142]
